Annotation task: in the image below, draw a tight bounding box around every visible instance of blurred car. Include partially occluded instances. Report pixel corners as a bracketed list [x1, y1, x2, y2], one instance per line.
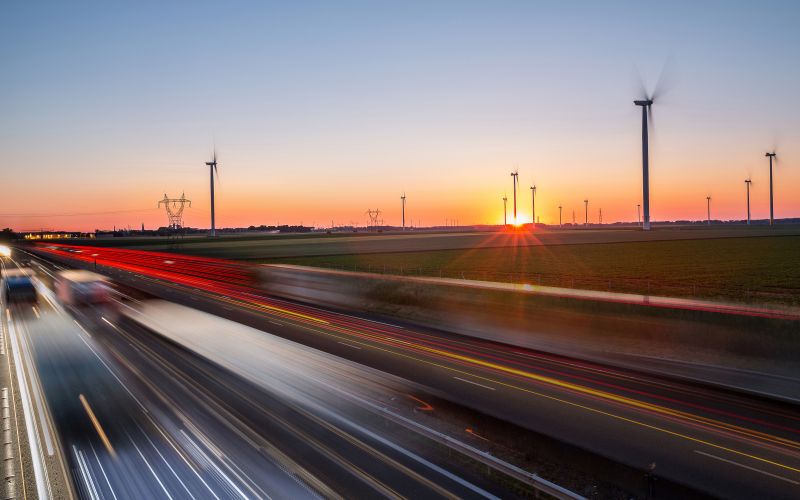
[3, 275, 38, 304]
[55, 270, 113, 307]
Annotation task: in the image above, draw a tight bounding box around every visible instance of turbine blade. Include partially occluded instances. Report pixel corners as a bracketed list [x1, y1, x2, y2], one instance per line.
[633, 65, 648, 100]
[650, 56, 677, 101]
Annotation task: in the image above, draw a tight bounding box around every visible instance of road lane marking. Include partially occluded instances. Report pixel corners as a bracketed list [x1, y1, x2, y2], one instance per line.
[73, 445, 101, 500]
[15, 324, 56, 455]
[88, 442, 118, 500]
[7, 316, 53, 499]
[79, 394, 116, 458]
[454, 377, 496, 391]
[129, 437, 174, 500]
[133, 423, 195, 499]
[337, 342, 362, 350]
[292, 321, 800, 475]
[694, 450, 799, 485]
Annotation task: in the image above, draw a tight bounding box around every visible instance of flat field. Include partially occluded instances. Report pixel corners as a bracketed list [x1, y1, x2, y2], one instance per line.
[68, 225, 800, 304]
[269, 231, 800, 305]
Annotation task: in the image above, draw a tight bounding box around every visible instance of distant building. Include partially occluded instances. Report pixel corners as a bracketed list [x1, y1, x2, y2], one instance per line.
[23, 231, 95, 240]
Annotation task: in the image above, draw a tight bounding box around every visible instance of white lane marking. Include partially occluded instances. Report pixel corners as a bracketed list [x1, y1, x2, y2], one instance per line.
[354, 316, 405, 329]
[694, 450, 799, 485]
[134, 423, 196, 499]
[453, 377, 496, 391]
[8, 317, 54, 500]
[74, 320, 92, 338]
[130, 436, 175, 499]
[75, 331, 149, 413]
[289, 385, 501, 500]
[73, 445, 100, 500]
[15, 322, 56, 455]
[337, 342, 362, 350]
[268, 320, 284, 326]
[88, 441, 118, 500]
[180, 429, 250, 500]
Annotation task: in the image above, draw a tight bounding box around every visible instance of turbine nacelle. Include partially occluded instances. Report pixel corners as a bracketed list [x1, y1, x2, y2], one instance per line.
[633, 99, 653, 107]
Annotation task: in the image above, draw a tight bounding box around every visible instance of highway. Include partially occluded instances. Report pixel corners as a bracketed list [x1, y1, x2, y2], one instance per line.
[24, 243, 800, 499]
[4, 254, 556, 499]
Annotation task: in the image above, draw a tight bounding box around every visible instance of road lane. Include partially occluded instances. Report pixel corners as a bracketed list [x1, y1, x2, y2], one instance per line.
[9, 255, 553, 498]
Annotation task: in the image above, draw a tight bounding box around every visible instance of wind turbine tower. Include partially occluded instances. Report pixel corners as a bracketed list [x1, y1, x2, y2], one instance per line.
[637, 204, 641, 226]
[634, 98, 654, 230]
[766, 152, 776, 225]
[745, 179, 752, 225]
[503, 195, 508, 226]
[401, 193, 406, 230]
[530, 185, 536, 226]
[510, 170, 519, 223]
[558, 205, 562, 227]
[706, 196, 712, 225]
[205, 150, 219, 237]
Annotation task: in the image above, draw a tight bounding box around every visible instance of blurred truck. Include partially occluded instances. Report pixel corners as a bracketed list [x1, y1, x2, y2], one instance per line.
[55, 270, 113, 306]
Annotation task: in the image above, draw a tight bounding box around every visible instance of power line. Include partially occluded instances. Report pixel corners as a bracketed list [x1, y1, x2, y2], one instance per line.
[0, 208, 156, 218]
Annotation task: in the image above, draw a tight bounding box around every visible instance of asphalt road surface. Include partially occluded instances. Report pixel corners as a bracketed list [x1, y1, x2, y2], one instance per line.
[22, 244, 800, 499]
[6, 255, 553, 499]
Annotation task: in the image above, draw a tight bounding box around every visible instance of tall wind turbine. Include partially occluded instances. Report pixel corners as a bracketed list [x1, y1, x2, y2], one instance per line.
[205, 150, 219, 237]
[510, 170, 519, 224]
[558, 205, 562, 227]
[745, 179, 752, 225]
[634, 68, 667, 231]
[503, 195, 508, 226]
[401, 193, 406, 230]
[637, 204, 641, 226]
[530, 184, 536, 226]
[706, 196, 711, 225]
[765, 152, 777, 225]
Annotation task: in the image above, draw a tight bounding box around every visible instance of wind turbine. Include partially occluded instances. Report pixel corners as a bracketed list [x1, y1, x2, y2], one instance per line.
[634, 68, 668, 231]
[530, 184, 536, 226]
[503, 195, 508, 226]
[745, 179, 752, 225]
[765, 152, 777, 225]
[558, 205, 562, 227]
[205, 149, 219, 237]
[510, 170, 519, 224]
[401, 193, 406, 230]
[637, 204, 641, 226]
[706, 196, 712, 225]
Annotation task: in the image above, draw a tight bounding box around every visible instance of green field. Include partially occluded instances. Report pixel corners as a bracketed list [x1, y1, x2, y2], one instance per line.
[269, 234, 800, 305]
[58, 226, 800, 305]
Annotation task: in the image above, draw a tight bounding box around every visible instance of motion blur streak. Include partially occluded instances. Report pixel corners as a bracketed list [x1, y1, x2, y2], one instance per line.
[4, 255, 536, 499]
[27, 244, 800, 499]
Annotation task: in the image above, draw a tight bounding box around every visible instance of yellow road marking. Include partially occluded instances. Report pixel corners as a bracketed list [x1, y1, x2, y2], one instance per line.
[79, 394, 116, 459]
[290, 322, 800, 476]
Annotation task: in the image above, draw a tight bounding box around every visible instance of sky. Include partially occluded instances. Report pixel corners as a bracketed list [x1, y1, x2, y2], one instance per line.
[1, 0, 799, 231]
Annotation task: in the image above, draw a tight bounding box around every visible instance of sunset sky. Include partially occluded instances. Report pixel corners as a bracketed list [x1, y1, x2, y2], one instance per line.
[2, 1, 799, 231]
